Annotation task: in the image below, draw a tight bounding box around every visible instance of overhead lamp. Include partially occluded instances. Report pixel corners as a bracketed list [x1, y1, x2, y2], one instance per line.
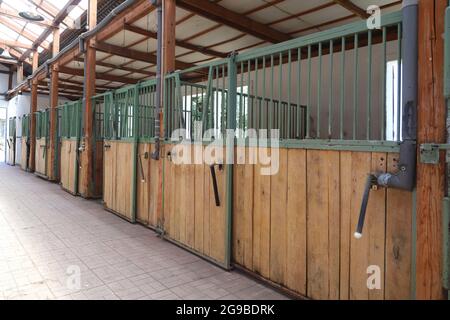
[19, 6, 44, 22]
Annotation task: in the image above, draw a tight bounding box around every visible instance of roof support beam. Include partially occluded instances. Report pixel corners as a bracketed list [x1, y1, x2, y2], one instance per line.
[79, 0, 97, 198]
[73, 57, 155, 76]
[0, 7, 54, 28]
[58, 66, 139, 85]
[19, 0, 82, 61]
[176, 0, 291, 43]
[0, 39, 34, 50]
[0, 16, 50, 50]
[92, 41, 193, 70]
[332, 0, 369, 19]
[124, 24, 227, 58]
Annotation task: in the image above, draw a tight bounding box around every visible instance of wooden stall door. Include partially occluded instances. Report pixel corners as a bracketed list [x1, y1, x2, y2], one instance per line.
[35, 138, 47, 177]
[103, 141, 134, 221]
[20, 138, 28, 170]
[163, 144, 229, 267]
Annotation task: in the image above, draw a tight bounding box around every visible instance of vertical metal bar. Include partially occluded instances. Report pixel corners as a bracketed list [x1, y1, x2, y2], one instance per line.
[381, 26, 387, 140]
[255, 58, 259, 132]
[270, 55, 274, 131]
[340, 36, 346, 140]
[353, 33, 359, 140]
[278, 52, 283, 138]
[287, 49, 292, 139]
[297, 47, 301, 139]
[262, 56, 267, 130]
[367, 30, 373, 140]
[396, 23, 402, 141]
[248, 60, 252, 130]
[329, 40, 334, 138]
[317, 43, 322, 139]
[306, 45, 312, 139]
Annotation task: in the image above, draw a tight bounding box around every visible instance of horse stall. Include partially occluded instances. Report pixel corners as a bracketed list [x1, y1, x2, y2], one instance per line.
[6, 117, 16, 166]
[34, 109, 50, 179]
[20, 114, 30, 171]
[158, 11, 414, 299]
[59, 101, 82, 195]
[102, 80, 159, 226]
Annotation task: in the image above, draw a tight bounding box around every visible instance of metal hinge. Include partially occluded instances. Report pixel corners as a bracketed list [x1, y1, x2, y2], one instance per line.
[419, 143, 450, 164]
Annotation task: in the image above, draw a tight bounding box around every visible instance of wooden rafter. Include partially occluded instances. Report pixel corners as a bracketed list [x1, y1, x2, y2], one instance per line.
[58, 66, 138, 84]
[333, 0, 369, 19]
[92, 41, 193, 70]
[176, 0, 291, 43]
[0, 16, 50, 50]
[124, 24, 228, 58]
[19, 0, 82, 62]
[0, 39, 33, 50]
[73, 57, 155, 76]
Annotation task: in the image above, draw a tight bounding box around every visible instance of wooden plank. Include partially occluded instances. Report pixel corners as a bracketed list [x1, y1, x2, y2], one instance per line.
[416, 0, 446, 299]
[186, 161, 196, 248]
[203, 157, 211, 256]
[306, 150, 340, 299]
[209, 150, 226, 263]
[242, 148, 254, 269]
[286, 148, 307, 295]
[328, 151, 341, 299]
[232, 147, 246, 266]
[103, 140, 115, 210]
[367, 153, 387, 300]
[385, 153, 413, 299]
[252, 147, 271, 278]
[136, 143, 150, 225]
[194, 145, 205, 252]
[270, 148, 288, 285]
[339, 151, 352, 300]
[149, 144, 159, 228]
[349, 152, 372, 299]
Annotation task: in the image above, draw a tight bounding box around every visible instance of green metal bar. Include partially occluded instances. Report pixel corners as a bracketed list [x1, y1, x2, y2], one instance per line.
[367, 30, 373, 140]
[317, 43, 322, 139]
[396, 23, 402, 141]
[287, 50, 292, 138]
[255, 58, 259, 132]
[306, 45, 312, 138]
[340, 37, 345, 140]
[203, 66, 214, 134]
[270, 55, 274, 131]
[297, 47, 302, 138]
[381, 26, 387, 140]
[131, 83, 140, 223]
[278, 52, 283, 138]
[328, 40, 333, 138]
[225, 54, 237, 270]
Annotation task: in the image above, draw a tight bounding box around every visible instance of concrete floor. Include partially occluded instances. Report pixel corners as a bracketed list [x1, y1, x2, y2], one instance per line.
[0, 164, 288, 300]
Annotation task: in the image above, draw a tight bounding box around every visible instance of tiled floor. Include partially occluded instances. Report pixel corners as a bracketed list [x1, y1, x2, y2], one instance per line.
[0, 164, 288, 300]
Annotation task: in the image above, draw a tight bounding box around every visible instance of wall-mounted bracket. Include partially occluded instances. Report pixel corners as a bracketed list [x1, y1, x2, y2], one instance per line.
[419, 143, 450, 164]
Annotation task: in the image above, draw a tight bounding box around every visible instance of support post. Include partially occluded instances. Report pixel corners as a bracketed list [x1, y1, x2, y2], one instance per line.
[80, 0, 97, 198]
[48, 28, 60, 181]
[416, 0, 447, 299]
[17, 63, 23, 84]
[29, 50, 39, 172]
[156, 0, 176, 228]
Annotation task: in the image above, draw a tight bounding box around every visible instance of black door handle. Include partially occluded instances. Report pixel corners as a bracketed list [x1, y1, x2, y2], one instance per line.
[210, 164, 223, 207]
[354, 174, 378, 239]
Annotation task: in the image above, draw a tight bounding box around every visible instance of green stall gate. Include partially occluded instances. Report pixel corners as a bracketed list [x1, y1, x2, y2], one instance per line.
[20, 114, 30, 171]
[6, 117, 16, 166]
[44, 8, 419, 299]
[58, 100, 82, 195]
[34, 109, 50, 178]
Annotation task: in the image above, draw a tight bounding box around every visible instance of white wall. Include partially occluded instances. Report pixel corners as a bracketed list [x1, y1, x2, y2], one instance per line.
[5, 90, 70, 164]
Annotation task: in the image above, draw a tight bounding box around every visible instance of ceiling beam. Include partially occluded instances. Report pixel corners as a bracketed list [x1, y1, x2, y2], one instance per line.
[58, 66, 140, 85]
[0, 57, 18, 65]
[333, 0, 369, 19]
[0, 39, 33, 50]
[176, 0, 291, 43]
[0, 16, 50, 50]
[124, 24, 228, 58]
[92, 41, 193, 70]
[96, 0, 155, 42]
[73, 57, 155, 76]
[19, 0, 82, 62]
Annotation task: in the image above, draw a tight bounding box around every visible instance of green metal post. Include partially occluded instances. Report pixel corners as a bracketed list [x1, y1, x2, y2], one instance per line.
[225, 54, 237, 270]
[131, 83, 140, 223]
